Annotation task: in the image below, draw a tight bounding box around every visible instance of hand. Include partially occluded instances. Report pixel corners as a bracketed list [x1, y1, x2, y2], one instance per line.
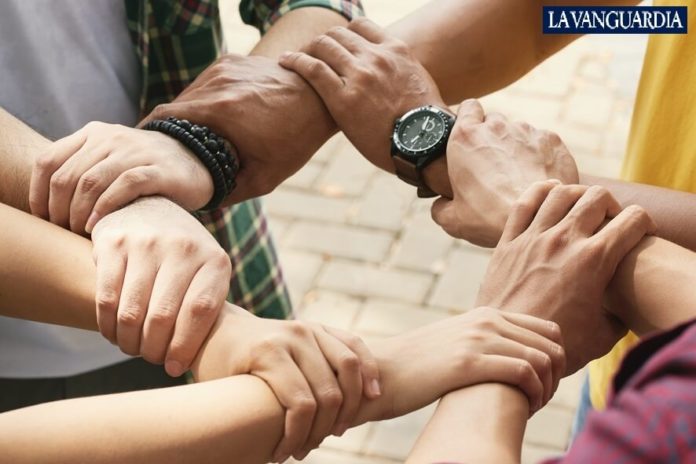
[372, 307, 565, 418]
[29, 122, 214, 234]
[279, 18, 445, 175]
[431, 100, 579, 247]
[476, 181, 656, 374]
[91, 197, 231, 376]
[192, 305, 381, 463]
[145, 53, 336, 205]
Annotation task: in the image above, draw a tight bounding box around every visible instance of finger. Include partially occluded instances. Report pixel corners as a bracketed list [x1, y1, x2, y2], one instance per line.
[483, 112, 510, 136]
[94, 247, 127, 344]
[529, 184, 588, 231]
[347, 17, 388, 44]
[325, 26, 373, 54]
[594, 204, 656, 268]
[323, 326, 381, 399]
[500, 180, 561, 244]
[139, 258, 199, 366]
[70, 157, 130, 234]
[291, 328, 362, 456]
[290, 331, 343, 460]
[115, 251, 158, 356]
[163, 258, 229, 377]
[262, 353, 317, 463]
[303, 34, 356, 76]
[497, 315, 566, 403]
[475, 354, 544, 414]
[430, 197, 459, 237]
[48, 141, 106, 229]
[87, 167, 163, 233]
[456, 99, 485, 126]
[561, 185, 622, 236]
[278, 52, 345, 98]
[30, 131, 88, 219]
[500, 312, 564, 346]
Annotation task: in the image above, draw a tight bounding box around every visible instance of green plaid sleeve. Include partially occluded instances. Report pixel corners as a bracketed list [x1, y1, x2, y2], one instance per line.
[239, 0, 365, 34]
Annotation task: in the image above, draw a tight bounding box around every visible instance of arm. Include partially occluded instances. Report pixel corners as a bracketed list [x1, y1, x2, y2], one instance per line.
[389, 0, 637, 104]
[408, 384, 527, 464]
[0, 107, 47, 212]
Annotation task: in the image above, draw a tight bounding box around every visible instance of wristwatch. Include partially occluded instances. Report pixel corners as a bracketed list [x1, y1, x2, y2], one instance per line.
[391, 105, 456, 197]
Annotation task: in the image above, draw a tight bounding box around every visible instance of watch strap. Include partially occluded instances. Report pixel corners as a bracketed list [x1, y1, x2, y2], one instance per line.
[392, 156, 437, 198]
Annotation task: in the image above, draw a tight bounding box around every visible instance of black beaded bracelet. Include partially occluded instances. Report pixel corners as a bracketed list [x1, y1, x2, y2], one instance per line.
[142, 117, 240, 210]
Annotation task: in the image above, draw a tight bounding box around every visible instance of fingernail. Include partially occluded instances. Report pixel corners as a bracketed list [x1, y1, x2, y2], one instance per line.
[85, 212, 100, 233]
[165, 360, 184, 378]
[548, 179, 562, 185]
[295, 450, 310, 461]
[273, 452, 289, 463]
[279, 51, 292, 61]
[369, 379, 382, 397]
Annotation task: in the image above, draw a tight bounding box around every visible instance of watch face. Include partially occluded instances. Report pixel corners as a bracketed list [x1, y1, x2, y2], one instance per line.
[396, 109, 447, 153]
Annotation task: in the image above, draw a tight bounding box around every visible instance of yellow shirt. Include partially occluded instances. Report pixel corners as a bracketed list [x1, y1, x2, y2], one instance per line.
[588, 1, 696, 409]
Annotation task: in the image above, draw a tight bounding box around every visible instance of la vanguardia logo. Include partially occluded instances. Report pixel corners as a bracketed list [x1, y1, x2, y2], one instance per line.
[543, 6, 687, 34]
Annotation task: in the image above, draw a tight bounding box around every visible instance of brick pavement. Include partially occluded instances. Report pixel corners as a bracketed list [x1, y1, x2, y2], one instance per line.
[220, 1, 647, 461]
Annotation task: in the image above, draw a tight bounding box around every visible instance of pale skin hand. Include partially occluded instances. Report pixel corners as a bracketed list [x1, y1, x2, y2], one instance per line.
[29, 122, 214, 233]
[89, 196, 231, 377]
[430, 99, 579, 247]
[476, 181, 656, 374]
[0, 203, 565, 462]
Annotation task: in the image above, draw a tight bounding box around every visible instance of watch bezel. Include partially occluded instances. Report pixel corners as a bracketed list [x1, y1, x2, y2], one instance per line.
[392, 105, 454, 163]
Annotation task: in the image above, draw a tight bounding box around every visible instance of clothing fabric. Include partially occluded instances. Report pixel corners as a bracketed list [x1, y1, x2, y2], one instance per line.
[544, 318, 696, 463]
[0, 358, 186, 413]
[587, 0, 696, 411]
[0, 0, 143, 378]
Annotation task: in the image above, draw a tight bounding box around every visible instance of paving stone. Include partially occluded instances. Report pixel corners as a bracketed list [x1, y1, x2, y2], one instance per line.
[284, 161, 324, 189]
[298, 291, 362, 331]
[428, 248, 492, 311]
[317, 141, 376, 197]
[563, 84, 615, 129]
[522, 444, 563, 464]
[355, 300, 445, 336]
[285, 221, 393, 263]
[296, 448, 400, 464]
[350, 172, 415, 231]
[267, 216, 292, 243]
[549, 369, 585, 411]
[391, 210, 454, 273]
[312, 133, 345, 164]
[365, 405, 436, 460]
[525, 403, 574, 450]
[318, 260, 433, 303]
[321, 422, 373, 454]
[265, 188, 352, 223]
[277, 250, 324, 308]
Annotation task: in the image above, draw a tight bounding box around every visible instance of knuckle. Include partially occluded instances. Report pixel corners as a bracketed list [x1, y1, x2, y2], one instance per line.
[122, 169, 150, 187]
[77, 173, 103, 194]
[117, 307, 143, 328]
[148, 305, 178, 327]
[338, 352, 360, 372]
[515, 360, 535, 384]
[95, 291, 119, 315]
[354, 66, 376, 84]
[294, 396, 317, 416]
[34, 153, 58, 173]
[308, 34, 329, 51]
[50, 172, 73, 192]
[389, 38, 410, 54]
[318, 387, 343, 409]
[288, 321, 312, 339]
[188, 295, 220, 320]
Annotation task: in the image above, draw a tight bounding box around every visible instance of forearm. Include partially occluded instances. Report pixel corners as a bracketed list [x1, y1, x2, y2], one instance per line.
[0, 375, 284, 464]
[387, 0, 581, 104]
[409, 383, 527, 464]
[250, 7, 350, 58]
[388, 1, 641, 104]
[0, 107, 49, 212]
[582, 173, 696, 252]
[606, 236, 696, 336]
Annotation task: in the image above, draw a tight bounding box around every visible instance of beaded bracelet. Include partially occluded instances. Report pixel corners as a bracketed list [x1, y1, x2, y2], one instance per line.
[142, 117, 240, 210]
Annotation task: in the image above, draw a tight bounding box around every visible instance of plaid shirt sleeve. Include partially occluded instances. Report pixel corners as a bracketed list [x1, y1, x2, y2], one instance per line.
[239, 0, 365, 34]
[543, 318, 696, 464]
